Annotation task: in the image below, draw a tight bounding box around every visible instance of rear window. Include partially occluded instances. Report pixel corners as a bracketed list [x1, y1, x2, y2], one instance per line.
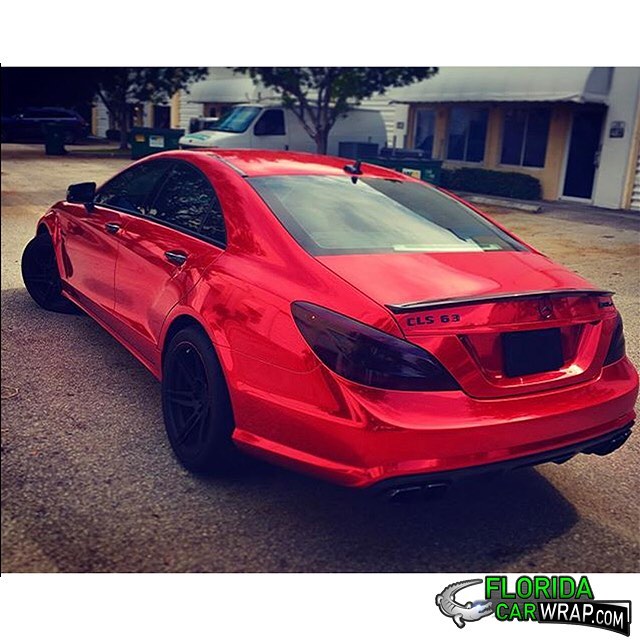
[248, 175, 525, 255]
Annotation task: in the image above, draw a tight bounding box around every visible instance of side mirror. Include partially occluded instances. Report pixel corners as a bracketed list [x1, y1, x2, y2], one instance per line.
[66, 182, 96, 206]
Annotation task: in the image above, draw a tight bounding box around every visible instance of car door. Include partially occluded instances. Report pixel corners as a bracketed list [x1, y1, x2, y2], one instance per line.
[251, 108, 288, 150]
[58, 160, 171, 322]
[111, 160, 226, 367]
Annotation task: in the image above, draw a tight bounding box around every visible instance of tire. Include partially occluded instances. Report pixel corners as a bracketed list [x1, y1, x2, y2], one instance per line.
[21, 234, 78, 313]
[162, 326, 237, 474]
[62, 129, 75, 145]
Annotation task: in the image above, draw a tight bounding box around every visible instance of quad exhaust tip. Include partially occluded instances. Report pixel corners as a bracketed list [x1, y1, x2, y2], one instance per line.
[379, 424, 633, 503]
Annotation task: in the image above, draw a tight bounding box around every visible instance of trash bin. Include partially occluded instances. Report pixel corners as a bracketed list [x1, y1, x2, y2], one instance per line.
[338, 141, 380, 159]
[129, 127, 185, 160]
[43, 123, 67, 156]
[362, 153, 443, 186]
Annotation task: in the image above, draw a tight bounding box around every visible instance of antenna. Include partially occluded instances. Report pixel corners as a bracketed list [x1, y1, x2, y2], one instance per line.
[343, 159, 362, 183]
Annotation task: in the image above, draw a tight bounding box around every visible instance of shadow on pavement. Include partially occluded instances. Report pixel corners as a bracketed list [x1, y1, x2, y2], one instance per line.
[200, 460, 578, 572]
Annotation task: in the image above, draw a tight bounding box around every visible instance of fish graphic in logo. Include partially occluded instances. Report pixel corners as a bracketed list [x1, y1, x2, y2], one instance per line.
[435, 579, 494, 628]
[538, 296, 553, 320]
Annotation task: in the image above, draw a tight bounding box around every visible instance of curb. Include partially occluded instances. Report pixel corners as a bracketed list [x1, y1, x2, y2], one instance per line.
[463, 195, 543, 213]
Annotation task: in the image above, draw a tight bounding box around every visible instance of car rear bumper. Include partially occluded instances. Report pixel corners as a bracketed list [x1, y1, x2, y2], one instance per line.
[370, 422, 633, 500]
[230, 355, 639, 488]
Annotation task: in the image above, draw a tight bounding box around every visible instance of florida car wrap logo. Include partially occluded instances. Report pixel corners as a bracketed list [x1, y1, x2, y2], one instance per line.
[436, 575, 632, 636]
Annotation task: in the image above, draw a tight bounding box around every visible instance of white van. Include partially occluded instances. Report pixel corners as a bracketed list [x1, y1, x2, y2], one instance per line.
[179, 103, 387, 155]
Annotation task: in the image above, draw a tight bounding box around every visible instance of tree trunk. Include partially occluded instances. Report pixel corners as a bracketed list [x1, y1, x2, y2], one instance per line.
[118, 106, 129, 150]
[315, 128, 329, 155]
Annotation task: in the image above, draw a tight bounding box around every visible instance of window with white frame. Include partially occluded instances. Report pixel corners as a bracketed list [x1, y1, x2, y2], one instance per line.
[500, 107, 551, 168]
[446, 107, 488, 162]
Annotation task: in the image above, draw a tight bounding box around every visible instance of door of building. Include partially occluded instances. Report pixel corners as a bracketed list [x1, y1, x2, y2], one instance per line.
[562, 110, 605, 200]
[153, 105, 171, 129]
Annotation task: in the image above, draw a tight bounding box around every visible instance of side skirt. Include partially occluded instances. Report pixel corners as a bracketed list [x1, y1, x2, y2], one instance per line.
[62, 285, 161, 380]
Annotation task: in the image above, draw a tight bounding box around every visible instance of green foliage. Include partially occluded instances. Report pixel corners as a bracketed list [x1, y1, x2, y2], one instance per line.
[95, 68, 208, 107]
[440, 167, 542, 200]
[95, 68, 208, 148]
[234, 67, 438, 153]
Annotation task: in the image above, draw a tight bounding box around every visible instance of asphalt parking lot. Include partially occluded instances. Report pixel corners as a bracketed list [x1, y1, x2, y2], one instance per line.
[1, 143, 639, 572]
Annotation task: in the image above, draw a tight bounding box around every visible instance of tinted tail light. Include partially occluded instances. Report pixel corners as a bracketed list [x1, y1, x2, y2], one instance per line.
[291, 301, 459, 391]
[604, 313, 626, 365]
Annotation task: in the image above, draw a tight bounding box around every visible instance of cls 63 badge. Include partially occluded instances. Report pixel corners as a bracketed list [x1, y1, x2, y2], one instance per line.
[406, 313, 461, 327]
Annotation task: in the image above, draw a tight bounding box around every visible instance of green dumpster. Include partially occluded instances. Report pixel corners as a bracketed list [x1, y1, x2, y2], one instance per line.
[43, 123, 67, 156]
[129, 127, 185, 160]
[362, 155, 443, 185]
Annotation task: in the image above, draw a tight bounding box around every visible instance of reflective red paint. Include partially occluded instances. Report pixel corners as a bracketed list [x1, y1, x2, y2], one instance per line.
[32, 149, 637, 488]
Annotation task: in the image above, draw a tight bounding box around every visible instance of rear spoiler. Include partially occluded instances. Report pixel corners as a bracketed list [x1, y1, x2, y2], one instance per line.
[386, 289, 614, 314]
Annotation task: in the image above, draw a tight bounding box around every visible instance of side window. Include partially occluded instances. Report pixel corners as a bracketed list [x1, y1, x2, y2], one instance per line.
[254, 109, 285, 136]
[149, 163, 226, 246]
[95, 161, 170, 215]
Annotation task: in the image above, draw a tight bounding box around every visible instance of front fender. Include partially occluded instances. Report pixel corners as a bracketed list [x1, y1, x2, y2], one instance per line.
[36, 206, 61, 241]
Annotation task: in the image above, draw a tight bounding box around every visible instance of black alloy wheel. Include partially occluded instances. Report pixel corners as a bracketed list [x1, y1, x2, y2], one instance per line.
[21, 233, 78, 313]
[162, 327, 236, 473]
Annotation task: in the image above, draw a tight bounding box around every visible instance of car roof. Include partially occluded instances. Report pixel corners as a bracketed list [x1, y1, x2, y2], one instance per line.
[175, 148, 412, 180]
[23, 107, 78, 114]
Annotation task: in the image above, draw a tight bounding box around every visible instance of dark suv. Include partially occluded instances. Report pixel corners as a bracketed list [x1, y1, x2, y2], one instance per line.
[1, 107, 90, 143]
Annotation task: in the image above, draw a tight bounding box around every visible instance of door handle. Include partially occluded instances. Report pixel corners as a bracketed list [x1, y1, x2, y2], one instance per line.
[165, 250, 188, 266]
[105, 222, 121, 234]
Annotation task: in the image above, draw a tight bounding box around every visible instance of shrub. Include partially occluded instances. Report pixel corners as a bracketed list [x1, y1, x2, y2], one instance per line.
[440, 167, 542, 200]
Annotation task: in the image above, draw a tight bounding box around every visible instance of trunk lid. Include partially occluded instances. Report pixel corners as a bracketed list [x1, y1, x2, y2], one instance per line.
[317, 251, 618, 398]
[317, 251, 595, 306]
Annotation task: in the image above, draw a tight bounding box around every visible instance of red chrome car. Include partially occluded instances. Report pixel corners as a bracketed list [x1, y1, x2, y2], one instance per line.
[21, 150, 638, 496]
